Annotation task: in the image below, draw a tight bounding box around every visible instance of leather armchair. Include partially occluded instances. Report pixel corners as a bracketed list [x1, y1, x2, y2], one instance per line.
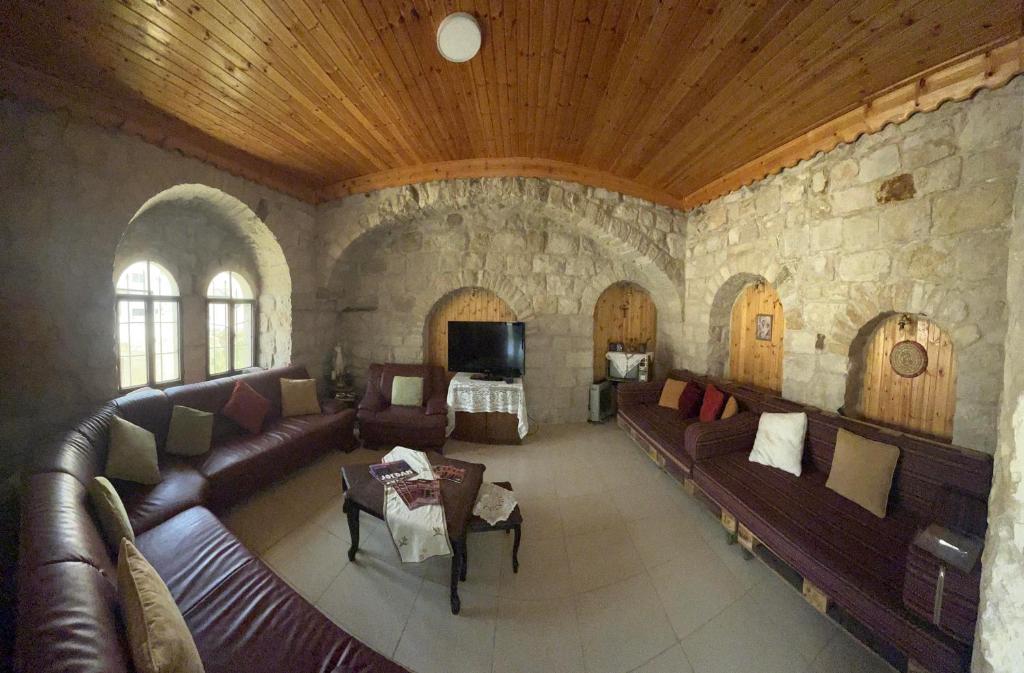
[357, 363, 449, 449]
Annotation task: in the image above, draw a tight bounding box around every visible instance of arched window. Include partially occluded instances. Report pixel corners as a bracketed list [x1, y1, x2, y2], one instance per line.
[116, 261, 182, 389]
[207, 271, 256, 376]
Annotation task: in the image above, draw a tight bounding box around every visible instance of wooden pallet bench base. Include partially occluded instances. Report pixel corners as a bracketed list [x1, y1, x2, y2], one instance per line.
[802, 579, 831, 614]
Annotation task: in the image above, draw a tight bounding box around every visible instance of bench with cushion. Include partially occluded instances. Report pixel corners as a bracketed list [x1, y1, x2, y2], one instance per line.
[16, 364, 406, 673]
[689, 403, 992, 673]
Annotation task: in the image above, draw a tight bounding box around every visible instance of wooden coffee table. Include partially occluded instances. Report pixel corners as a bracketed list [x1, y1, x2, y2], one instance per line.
[341, 453, 484, 614]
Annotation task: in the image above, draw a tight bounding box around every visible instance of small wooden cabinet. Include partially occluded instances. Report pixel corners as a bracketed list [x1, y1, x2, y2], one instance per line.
[451, 411, 521, 445]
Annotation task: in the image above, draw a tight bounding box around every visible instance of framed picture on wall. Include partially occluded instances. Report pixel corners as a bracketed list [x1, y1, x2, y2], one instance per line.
[755, 314, 773, 341]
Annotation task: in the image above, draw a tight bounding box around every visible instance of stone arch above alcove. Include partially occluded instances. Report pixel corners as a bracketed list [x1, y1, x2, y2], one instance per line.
[117, 184, 293, 378]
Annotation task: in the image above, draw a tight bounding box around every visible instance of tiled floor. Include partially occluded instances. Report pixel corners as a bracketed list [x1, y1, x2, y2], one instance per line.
[224, 422, 896, 673]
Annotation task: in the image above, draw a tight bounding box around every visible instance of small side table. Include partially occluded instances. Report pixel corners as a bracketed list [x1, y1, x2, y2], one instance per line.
[467, 481, 522, 574]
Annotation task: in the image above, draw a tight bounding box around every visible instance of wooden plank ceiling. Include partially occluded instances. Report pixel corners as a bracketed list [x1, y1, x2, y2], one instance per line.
[1, 1, 1021, 206]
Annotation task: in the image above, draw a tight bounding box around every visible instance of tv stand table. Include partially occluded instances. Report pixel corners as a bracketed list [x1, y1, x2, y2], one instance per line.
[446, 372, 528, 444]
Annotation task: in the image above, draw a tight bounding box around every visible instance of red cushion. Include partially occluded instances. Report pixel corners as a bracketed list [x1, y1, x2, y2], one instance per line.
[677, 383, 704, 419]
[221, 381, 271, 435]
[699, 384, 727, 422]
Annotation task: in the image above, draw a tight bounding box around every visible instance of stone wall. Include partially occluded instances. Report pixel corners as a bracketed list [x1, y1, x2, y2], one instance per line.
[975, 112, 1024, 672]
[328, 212, 674, 423]
[0, 98, 319, 478]
[679, 79, 1024, 451]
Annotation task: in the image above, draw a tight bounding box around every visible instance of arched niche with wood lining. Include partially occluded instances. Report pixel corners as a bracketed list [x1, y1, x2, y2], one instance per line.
[845, 313, 957, 441]
[425, 287, 516, 374]
[728, 281, 785, 393]
[592, 282, 657, 382]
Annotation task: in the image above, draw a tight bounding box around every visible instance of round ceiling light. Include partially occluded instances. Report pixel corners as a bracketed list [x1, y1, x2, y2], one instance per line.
[436, 12, 481, 63]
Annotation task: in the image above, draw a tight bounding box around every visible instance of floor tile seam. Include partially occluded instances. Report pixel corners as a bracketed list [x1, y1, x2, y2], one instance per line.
[625, 640, 682, 673]
[391, 573, 428, 660]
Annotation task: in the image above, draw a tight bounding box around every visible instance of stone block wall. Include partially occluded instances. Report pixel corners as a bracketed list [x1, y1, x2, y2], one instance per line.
[0, 98, 318, 478]
[679, 79, 1024, 451]
[328, 213, 672, 423]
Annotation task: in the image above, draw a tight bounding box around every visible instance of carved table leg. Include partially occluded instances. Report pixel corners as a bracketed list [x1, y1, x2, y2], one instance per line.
[450, 538, 464, 614]
[460, 541, 468, 582]
[343, 499, 360, 562]
[512, 525, 521, 573]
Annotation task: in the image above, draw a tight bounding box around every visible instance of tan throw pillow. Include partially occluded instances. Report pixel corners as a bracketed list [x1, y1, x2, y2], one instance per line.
[826, 428, 900, 518]
[280, 378, 321, 417]
[107, 416, 161, 485]
[720, 396, 739, 419]
[87, 476, 134, 550]
[391, 375, 424, 406]
[658, 378, 687, 409]
[118, 539, 205, 673]
[165, 406, 214, 456]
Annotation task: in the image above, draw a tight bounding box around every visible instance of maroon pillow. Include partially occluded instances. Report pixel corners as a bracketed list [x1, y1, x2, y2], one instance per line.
[677, 383, 704, 419]
[699, 384, 727, 422]
[221, 381, 272, 434]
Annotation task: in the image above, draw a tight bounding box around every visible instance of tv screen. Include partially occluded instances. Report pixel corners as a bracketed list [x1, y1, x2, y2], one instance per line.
[447, 321, 525, 378]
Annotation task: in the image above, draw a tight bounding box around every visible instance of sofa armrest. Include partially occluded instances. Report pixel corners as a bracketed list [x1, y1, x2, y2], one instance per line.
[617, 379, 665, 406]
[684, 411, 760, 462]
[425, 395, 447, 416]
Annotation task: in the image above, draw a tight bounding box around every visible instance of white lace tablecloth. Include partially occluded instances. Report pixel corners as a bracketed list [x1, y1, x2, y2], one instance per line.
[446, 372, 528, 439]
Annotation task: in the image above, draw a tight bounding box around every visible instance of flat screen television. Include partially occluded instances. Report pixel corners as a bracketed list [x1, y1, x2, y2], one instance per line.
[447, 321, 525, 379]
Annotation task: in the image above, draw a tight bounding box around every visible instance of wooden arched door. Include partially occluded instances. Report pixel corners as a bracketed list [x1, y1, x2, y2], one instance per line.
[729, 282, 784, 392]
[425, 287, 516, 374]
[592, 282, 657, 382]
[856, 314, 956, 440]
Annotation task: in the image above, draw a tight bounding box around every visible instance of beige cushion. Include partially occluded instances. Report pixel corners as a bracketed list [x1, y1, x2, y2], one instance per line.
[87, 476, 134, 549]
[280, 378, 321, 417]
[165, 406, 213, 456]
[118, 539, 205, 673]
[391, 375, 424, 406]
[107, 416, 161, 485]
[658, 378, 687, 409]
[826, 428, 900, 518]
[720, 396, 739, 419]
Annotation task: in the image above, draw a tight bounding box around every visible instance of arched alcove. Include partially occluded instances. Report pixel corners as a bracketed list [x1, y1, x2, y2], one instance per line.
[115, 185, 292, 381]
[727, 281, 785, 392]
[425, 287, 517, 374]
[845, 312, 957, 440]
[592, 282, 657, 382]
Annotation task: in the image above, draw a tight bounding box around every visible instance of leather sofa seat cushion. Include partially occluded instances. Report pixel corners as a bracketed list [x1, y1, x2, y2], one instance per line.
[135, 507, 407, 673]
[694, 451, 918, 610]
[191, 413, 350, 510]
[359, 405, 447, 430]
[116, 458, 208, 535]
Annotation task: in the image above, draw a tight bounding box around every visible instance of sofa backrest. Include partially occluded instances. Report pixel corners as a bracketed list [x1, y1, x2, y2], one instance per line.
[368, 363, 446, 406]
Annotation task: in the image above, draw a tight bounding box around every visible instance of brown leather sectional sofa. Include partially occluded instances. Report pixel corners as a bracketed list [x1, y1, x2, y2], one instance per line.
[617, 373, 992, 673]
[16, 364, 408, 673]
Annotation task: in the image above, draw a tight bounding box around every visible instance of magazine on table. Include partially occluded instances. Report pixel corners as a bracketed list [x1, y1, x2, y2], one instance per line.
[391, 479, 442, 510]
[369, 460, 415, 484]
[435, 464, 466, 483]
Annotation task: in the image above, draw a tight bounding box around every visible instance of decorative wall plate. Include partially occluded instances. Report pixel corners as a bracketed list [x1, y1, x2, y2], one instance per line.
[890, 340, 928, 378]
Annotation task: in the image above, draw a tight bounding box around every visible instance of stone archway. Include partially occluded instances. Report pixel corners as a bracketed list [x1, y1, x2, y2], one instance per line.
[117, 184, 293, 375]
[706, 272, 767, 377]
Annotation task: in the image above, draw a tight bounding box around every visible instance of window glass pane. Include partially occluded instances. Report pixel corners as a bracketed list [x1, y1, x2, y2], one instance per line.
[230, 273, 253, 299]
[152, 300, 180, 383]
[208, 302, 230, 375]
[233, 303, 253, 370]
[207, 272, 232, 299]
[116, 261, 150, 295]
[118, 299, 149, 388]
[148, 263, 179, 297]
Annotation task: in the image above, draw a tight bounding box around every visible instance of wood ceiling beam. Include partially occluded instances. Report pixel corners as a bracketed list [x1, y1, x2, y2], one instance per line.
[680, 36, 1024, 209]
[316, 157, 688, 209]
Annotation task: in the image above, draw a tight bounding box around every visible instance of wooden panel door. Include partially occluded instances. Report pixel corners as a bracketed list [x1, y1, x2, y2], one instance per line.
[858, 315, 956, 440]
[426, 288, 516, 373]
[592, 282, 657, 382]
[729, 283, 784, 392]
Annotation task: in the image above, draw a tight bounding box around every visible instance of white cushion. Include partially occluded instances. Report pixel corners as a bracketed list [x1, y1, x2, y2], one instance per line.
[748, 412, 807, 477]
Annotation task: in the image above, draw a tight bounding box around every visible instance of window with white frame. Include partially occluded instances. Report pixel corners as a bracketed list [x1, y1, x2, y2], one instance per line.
[116, 261, 182, 389]
[207, 271, 256, 376]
